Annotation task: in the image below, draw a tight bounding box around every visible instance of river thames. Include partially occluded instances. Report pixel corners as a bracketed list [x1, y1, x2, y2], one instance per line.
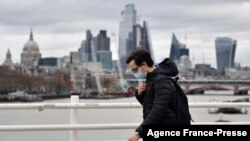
[0, 91, 249, 141]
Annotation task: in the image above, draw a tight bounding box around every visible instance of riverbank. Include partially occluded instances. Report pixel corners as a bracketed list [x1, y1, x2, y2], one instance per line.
[0, 93, 134, 102]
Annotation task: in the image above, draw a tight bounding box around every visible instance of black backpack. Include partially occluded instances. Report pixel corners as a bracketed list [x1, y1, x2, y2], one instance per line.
[154, 74, 192, 125]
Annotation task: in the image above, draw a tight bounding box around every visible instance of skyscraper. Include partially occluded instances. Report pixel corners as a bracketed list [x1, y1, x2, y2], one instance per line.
[78, 30, 112, 70]
[96, 51, 112, 69]
[96, 30, 110, 51]
[79, 40, 87, 62]
[95, 30, 112, 70]
[129, 21, 155, 60]
[140, 21, 154, 60]
[169, 33, 189, 60]
[215, 37, 237, 75]
[119, 4, 137, 69]
[169, 33, 180, 60]
[79, 30, 93, 62]
[126, 32, 135, 56]
[179, 44, 189, 58]
[85, 30, 93, 61]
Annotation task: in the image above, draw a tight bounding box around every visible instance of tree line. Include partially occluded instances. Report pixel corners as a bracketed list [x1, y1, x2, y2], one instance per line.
[0, 66, 72, 95]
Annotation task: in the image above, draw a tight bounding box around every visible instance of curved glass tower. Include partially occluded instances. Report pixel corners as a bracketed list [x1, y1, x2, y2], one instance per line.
[215, 37, 237, 75]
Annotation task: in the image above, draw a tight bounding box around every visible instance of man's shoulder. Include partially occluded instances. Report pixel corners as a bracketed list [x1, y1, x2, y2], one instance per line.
[151, 74, 176, 91]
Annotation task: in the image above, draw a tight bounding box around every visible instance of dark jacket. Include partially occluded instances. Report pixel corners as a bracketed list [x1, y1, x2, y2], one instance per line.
[135, 58, 179, 137]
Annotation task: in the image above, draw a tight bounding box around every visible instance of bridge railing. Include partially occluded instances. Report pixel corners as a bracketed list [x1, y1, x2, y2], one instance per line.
[1, 102, 250, 109]
[0, 95, 250, 141]
[125, 79, 250, 84]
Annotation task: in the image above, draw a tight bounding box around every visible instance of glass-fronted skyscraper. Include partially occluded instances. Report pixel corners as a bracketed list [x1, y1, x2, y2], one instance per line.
[96, 50, 112, 70]
[179, 47, 189, 58]
[128, 21, 155, 61]
[169, 33, 189, 61]
[141, 21, 154, 61]
[215, 37, 237, 75]
[78, 30, 112, 70]
[169, 33, 180, 60]
[119, 4, 137, 70]
[96, 30, 110, 51]
[79, 30, 93, 62]
[94, 30, 112, 70]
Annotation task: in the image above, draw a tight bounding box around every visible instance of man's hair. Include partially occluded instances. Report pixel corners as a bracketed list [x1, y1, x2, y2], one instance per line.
[126, 49, 154, 67]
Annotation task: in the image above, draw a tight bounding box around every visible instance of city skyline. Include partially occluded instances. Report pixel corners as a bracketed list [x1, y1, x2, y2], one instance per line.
[0, 0, 250, 68]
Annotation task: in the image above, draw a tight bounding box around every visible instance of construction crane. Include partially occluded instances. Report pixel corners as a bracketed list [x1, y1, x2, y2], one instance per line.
[90, 40, 103, 95]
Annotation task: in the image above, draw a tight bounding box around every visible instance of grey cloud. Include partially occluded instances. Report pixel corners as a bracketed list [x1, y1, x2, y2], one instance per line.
[0, 0, 121, 26]
[1, 0, 249, 34]
[0, 0, 250, 66]
[148, 2, 250, 33]
[0, 0, 246, 26]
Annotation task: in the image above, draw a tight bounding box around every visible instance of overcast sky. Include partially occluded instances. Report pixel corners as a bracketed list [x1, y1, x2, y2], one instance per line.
[0, 0, 250, 68]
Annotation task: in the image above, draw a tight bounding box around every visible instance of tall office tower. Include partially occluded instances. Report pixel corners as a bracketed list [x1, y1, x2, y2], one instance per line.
[129, 21, 155, 61]
[215, 37, 237, 75]
[179, 43, 189, 58]
[96, 30, 110, 51]
[169, 33, 189, 60]
[94, 30, 112, 70]
[126, 32, 135, 57]
[169, 33, 180, 60]
[79, 40, 87, 62]
[21, 30, 41, 67]
[140, 21, 154, 61]
[96, 51, 112, 69]
[119, 3, 137, 69]
[85, 30, 93, 61]
[79, 30, 93, 62]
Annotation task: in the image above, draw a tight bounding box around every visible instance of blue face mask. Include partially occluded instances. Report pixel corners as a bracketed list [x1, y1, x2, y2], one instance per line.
[133, 71, 147, 79]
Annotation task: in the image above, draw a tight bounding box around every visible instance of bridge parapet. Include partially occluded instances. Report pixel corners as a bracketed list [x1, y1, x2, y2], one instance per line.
[125, 79, 250, 95]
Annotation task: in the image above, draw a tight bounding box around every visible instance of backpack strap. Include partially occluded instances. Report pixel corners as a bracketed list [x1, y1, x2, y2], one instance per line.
[174, 76, 179, 83]
[153, 74, 178, 84]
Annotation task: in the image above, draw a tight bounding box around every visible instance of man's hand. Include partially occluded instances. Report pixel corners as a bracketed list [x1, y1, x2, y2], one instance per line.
[128, 133, 140, 141]
[138, 82, 146, 95]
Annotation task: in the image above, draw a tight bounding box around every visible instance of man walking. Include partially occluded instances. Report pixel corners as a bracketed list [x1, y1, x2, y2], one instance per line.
[126, 49, 179, 141]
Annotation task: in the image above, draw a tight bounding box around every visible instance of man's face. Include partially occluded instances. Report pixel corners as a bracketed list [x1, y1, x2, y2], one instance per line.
[128, 60, 146, 73]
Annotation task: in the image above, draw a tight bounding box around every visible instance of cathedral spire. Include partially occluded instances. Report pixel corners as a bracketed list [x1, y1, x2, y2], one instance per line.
[7, 48, 11, 55]
[3, 48, 13, 66]
[30, 28, 33, 41]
